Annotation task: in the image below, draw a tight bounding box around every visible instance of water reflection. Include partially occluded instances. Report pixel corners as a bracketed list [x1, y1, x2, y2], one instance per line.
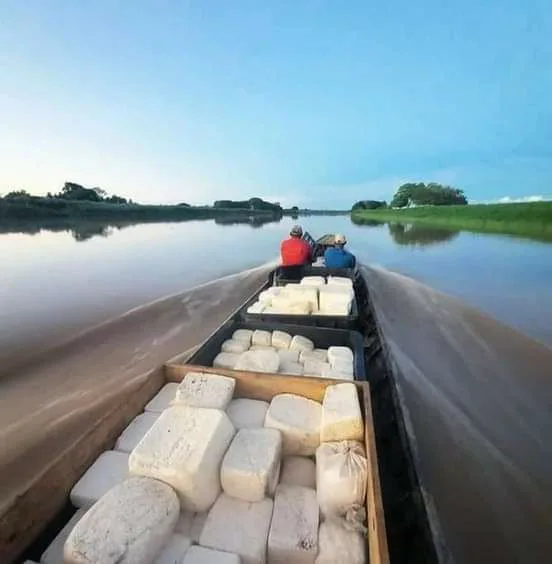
[213, 214, 283, 228]
[387, 222, 459, 246]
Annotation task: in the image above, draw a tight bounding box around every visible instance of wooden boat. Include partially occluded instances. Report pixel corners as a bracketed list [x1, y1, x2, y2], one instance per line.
[1, 234, 441, 564]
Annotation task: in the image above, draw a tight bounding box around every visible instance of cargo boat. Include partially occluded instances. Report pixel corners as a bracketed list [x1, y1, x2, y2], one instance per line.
[1, 234, 441, 564]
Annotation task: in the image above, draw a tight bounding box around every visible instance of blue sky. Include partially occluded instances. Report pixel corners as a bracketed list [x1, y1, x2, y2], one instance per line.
[1, 0, 551, 207]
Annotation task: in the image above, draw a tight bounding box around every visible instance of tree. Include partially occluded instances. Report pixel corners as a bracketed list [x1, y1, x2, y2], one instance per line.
[4, 189, 31, 199]
[352, 200, 387, 210]
[390, 182, 468, 207]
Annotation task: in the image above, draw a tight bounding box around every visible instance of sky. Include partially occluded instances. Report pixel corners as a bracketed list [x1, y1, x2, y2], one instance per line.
[1, 0, 551, 207]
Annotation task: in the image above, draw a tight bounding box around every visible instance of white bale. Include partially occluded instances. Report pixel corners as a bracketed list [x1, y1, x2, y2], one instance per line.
[144, 383, 179, 413]
[64, 476, 179, 564]
[247, 302, 266, 314]
[40, 509, 85, 564]
[115, 412, 160, 453]
[270, 295, 312, 315]
[175, 372, 235, 410]
[315, 441, 367, 517]
[233, 329, 254, 345]
[213, 352, 241, 369]
[221, 339, 249, 354]
[200, 494, 273, 564]
[129, 405, 235, 512]
[264, 394, 322, 456]
[155, 533, 192, 564]
[302, 359, 331, 377]
[289, 335, 314, 354]
[70, 450, 129, 509]
[234, 350, 279, 374]
[183, 546, 241, 564]
[321, 383, 363, 442]
[327, 276, 353, 288]
[221, 428, 282, 502]
[279, 360, 303, 376]
[268, 484, 319, 564]
[226, 398, 269, 429]
[315, 519, 366, 564]
[327, 346, 354, 364]
[320, 366, 354, 381]
[271, 330, 292, 350]
[279, 456, 316, 489]
[300, 276, 326, 288]
[281, 286, 318, 311]
[252, 329, 272, 347]
[250, 345, 277, 352]
[299, 349, 327, 364]
[278, 349, 300, 363]
[328, 357, 354, 376]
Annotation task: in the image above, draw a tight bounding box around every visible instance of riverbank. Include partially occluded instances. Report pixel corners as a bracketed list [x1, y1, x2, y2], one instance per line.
[351, 201, 552, 241]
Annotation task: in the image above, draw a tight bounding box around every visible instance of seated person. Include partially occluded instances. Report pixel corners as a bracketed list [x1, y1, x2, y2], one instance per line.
[324, 233, 356, 268]
[280, 225, 312, 266]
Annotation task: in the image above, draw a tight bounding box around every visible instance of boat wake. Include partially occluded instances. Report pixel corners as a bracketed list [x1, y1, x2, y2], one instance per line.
[363, 265, 552, 564]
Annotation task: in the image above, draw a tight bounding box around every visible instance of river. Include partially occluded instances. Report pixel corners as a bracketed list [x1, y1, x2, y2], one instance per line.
[1, 215, 550, 369]
[1, 214, 551, 563]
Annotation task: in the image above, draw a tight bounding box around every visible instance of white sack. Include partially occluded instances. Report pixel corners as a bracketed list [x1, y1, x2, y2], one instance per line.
[315, 441, 367, 518]
[315, 518, 366, 564]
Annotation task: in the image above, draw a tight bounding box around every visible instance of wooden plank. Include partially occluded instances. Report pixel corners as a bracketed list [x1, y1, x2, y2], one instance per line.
[0, 368, 164, 564]
[362, 383, 390, 564]
[166, 363, 390, 564]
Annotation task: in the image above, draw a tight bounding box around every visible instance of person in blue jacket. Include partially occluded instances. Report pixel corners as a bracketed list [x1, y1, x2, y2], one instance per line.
[324, 233, 356, 268]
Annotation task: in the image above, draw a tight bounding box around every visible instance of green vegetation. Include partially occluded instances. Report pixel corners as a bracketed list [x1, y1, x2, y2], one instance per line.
[351, 202, 552, 242]
[390, 182, 467, 207]
[352, 200, 387, 210]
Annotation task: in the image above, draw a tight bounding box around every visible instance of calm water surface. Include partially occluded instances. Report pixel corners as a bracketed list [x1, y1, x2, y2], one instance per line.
[1, 215, 551, 361]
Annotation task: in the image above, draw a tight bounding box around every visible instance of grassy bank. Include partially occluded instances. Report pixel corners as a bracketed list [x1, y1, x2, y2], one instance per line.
[351, 202, 552, 242]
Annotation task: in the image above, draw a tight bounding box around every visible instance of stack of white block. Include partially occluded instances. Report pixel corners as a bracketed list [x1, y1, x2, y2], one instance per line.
[41, 375, 367, 564]
[212, 328, 355, 380]
[245, 276, 355, 317]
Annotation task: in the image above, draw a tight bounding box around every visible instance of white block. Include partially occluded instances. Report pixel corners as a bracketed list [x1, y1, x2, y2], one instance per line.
[281, 287, 318, 311]
[221, 339, 249, 354]
[213, 352, 241, 369]
[279, 456, 316, 489]
[129, 406, 235, 512]
[321, 383, 363, 442]
[145, 383, 179, 413]
[279, 360, 303, 376]
[264, 394, 322, 456]
[200, 494, 273, 564]
[64, 477, 179, 564]
[183, 546, 241, 564]
[247, 302, 266, 314]
[190, 511, 209, 543]
[40, 509, 85, 564]
[226, 398, 269, 429]
[315, 519, 366, 564]
[250, 345, 277, 352]
[289, 335, 314, 354]
[233, 329, 254, 344]
[327, 276, 353, 288]
[329, 358, 354, 375]
[155, 533, 192, 564]
[302, 359, 331, 377]
[299, 349, 327, 364]
[270, 296, 312, 315]
[252, 329, 271, 347]
[268, 484, 319, 564]
[115, 412, 160, 453]
[327, 346, 354, 365]
[320, 366, 354, 381]
[278, 349, 299, 363]
[70, 450, 129, 509]
[175, 372, 235, 410]
[234, 350, 279, 374]
[221, 428, 282, 502]
[175, 510, 195, 536]
[271, 330, 292, 350]
[300, 276, 325, 288]
[315, 441, 367, 517]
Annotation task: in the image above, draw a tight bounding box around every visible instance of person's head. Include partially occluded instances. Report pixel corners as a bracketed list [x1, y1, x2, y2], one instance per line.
[289, 225, 303, 238]
[334, 233, 347, 247]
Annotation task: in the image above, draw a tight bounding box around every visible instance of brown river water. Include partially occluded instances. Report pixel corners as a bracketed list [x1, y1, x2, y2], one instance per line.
[0, 216, 551, 562]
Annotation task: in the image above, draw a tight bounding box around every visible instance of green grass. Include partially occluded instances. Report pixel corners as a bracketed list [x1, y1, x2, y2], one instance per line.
[351, 202, 552, 242]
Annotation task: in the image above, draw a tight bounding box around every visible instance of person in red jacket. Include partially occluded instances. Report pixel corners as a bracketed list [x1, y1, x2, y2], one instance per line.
[280, 225, 312, 266]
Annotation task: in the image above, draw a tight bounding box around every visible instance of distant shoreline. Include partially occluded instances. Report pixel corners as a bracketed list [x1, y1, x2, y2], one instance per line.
[351, 201, 552, 242]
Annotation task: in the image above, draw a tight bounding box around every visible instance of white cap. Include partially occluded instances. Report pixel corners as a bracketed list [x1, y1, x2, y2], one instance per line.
[334, 233, 346, 244]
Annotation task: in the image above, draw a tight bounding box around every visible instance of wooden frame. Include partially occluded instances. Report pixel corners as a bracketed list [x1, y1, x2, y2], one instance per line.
[165, 362, 390, 564]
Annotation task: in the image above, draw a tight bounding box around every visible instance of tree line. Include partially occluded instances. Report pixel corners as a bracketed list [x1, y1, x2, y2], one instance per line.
[2, 182, 131, 204]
